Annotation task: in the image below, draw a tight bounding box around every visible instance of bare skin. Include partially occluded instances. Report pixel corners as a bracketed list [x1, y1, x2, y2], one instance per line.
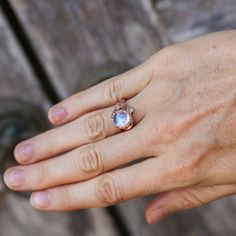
[4, 30, 236, 224]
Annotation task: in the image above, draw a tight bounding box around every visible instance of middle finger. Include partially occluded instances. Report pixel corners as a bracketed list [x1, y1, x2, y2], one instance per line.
[5, 120, 149, 191]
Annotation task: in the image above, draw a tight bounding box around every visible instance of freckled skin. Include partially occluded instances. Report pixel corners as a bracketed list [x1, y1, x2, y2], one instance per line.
[4, 31, 236, 223]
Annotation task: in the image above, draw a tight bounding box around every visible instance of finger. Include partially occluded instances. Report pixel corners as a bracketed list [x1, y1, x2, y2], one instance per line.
[28, 156, 197, 211]
[145, 184, 236, 224]
[48, 63, 153, 125]
[14, 95, 145, 164]
[5, 121, 148, 191]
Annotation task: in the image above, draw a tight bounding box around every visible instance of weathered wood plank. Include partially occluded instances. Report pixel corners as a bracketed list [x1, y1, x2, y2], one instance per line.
[0, 7, 120, 236]
[9, 0, 164, 97]
[117, 195, 236, 236]
[154, 0, 236, 43]
[0, 11, 48, 108]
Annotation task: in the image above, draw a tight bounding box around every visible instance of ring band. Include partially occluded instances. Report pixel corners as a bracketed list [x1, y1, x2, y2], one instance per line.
[111, 99, 135, 131]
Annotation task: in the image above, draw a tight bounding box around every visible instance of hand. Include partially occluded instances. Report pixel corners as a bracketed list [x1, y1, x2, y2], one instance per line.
[4, 30, 236, 224]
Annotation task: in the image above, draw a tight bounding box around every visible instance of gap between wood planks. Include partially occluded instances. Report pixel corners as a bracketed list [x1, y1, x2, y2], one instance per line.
[0, 1, 132, 235]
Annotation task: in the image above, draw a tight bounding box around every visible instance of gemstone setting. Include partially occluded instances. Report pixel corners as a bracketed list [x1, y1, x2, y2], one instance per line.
[111, 100, 134, 131]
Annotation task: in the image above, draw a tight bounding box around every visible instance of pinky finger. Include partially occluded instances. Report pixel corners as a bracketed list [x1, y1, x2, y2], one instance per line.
[145, 184, 236, 224]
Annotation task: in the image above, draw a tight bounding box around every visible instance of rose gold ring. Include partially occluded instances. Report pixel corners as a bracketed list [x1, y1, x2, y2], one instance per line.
[111, 99, 135, 131]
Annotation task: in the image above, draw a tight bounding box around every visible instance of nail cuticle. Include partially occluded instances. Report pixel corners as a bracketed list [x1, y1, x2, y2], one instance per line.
[30, 191, 51, 208]
[4, 168, 25, 188]
[147, 206, 168, 224]
[50, 105, 67, 123]
[15, 143, 34, 162]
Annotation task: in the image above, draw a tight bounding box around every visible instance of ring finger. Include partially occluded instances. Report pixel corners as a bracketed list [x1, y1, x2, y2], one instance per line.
[14, 95, 146, 164]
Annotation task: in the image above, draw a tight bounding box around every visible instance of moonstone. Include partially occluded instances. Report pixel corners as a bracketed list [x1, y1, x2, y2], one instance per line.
[114, 112, 130, 128]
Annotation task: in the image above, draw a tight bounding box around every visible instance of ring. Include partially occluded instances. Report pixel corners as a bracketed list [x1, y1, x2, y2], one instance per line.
[111, 99, 135, 131]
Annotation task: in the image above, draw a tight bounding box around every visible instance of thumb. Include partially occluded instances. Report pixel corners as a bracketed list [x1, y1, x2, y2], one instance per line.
[145, 184, 236, 224]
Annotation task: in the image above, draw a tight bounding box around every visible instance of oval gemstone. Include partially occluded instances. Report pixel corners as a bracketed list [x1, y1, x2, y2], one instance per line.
[113, 111, 130, 128]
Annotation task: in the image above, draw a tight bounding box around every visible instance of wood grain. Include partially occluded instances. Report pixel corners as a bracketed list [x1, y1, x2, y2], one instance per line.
[0, 8, 120, 236]
[154, 0, 236, 43]
[0, 10, 48, 108]
[117, 195, 236, 236]
[9, 0, 164, 97]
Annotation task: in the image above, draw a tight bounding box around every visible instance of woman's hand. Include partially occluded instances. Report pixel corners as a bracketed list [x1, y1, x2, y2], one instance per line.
[4, 31, 236, 224]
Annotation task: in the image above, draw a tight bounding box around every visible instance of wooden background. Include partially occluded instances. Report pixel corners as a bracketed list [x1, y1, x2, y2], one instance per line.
[0, 0, 236, 235]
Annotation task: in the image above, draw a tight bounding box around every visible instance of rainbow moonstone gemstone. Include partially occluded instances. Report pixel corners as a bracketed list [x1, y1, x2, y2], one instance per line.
[113, 111, 131, 129]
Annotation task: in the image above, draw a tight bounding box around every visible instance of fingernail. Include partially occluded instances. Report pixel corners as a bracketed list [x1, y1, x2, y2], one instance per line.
[4, 168, 25, 188]
[49, 105, 67, 123]
[147, 207, 168, 224]
[15, 143, 34, 162]
[30, 191, 51, 208]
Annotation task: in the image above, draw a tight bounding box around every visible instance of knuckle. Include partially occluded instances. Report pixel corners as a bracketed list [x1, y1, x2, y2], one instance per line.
[33, 164, 49, 187]
[73, 93, 85, 111]
[83, 113, 106, 141]
[103, 79, 123, 104]
[60, 186, 73, 207]
[78, 145, 104, 174]
[95, 173, 123, 205]
[179, 190, 205, 209]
